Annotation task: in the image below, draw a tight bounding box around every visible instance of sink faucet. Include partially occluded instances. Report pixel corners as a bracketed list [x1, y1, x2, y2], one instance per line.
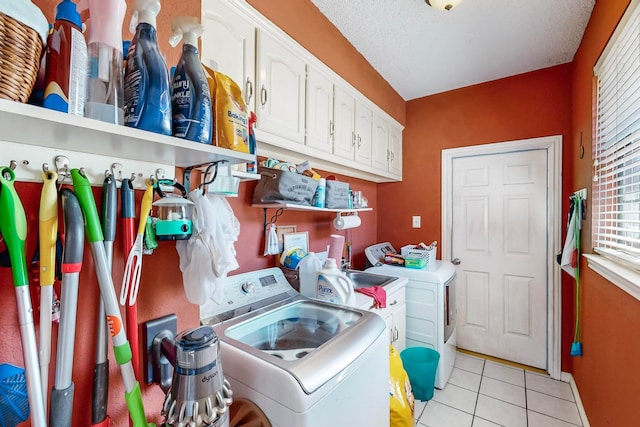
[340, 260, 351, 271]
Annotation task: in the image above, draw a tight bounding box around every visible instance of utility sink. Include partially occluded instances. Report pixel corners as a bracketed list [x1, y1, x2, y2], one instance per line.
[344, 270, 397, 289]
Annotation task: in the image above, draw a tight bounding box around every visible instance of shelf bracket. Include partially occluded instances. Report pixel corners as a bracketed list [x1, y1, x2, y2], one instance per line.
[183, 160, 229, 194]
[262, 207, 284, 233]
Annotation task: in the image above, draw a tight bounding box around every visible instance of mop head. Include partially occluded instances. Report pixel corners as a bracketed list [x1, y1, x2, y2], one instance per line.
[570, 342, 583, 357]
[0, 364, 29, 427]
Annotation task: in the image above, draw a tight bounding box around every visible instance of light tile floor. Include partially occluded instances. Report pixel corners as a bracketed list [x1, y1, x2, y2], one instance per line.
[414, 353, 585, 427]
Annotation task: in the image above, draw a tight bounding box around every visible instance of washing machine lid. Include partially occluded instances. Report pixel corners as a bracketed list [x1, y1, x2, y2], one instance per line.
[366, 261, 456, 283]
[364, 242, 397, 266]
[214, 299, 385, 394]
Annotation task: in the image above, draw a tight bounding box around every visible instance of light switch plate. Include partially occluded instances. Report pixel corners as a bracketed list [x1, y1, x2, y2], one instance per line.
[412, 215, 421, 228]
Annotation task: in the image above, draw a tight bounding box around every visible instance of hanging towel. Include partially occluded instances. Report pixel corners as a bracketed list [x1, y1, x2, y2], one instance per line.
[560, 200, 579, 278]
[176, 190, 240, 305]
[355, 285, 387, 308]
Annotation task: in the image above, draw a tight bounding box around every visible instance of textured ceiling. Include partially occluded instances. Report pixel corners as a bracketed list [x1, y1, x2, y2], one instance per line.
[309, 0, 595, 100]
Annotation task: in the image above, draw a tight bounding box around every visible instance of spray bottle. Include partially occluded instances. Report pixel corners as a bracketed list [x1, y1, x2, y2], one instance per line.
[123, 0, 171, 135]
[169, 16, 211, 144]
[43, 0, 87, 115]
[80, 0, 127, 124]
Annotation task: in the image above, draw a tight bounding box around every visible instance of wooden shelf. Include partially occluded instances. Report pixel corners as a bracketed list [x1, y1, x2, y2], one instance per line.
[0, 98, 255, 187]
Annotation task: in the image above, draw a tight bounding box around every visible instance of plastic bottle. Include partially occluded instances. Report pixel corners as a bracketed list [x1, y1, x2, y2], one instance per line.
[298, 252, 323, 298]
[315, 258, 355, 306]
[313, 178, 326, 208]
[43, 0, 87, 115]
[123, 0, 171, 135]
[247, 111, 257, 173]
[81, 0, 127, 124]
[169, 16, 212, 144]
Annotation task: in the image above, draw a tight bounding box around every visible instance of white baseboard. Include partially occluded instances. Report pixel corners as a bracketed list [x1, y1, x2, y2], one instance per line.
[561, 371, 590, 427]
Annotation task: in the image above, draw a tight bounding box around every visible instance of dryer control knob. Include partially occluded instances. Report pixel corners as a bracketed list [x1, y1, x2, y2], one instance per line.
[241, 281, 255, 295]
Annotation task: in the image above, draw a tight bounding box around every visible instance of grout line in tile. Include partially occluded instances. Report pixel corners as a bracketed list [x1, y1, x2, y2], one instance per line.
[528, 409, 584, 427]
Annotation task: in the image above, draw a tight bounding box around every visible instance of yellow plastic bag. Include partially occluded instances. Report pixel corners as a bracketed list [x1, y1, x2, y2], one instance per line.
[204, 66, 249, 153]
[390, 345, 414, 427]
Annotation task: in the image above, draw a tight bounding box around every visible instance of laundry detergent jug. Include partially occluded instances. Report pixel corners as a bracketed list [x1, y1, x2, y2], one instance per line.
[315, 258, 355, 306]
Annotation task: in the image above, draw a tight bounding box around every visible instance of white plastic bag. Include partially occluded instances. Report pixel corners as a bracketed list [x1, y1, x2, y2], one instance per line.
[176, 191, 240, 305]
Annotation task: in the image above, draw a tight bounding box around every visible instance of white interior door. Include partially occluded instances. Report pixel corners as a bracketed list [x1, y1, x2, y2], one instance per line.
[452, 149, 548, 368]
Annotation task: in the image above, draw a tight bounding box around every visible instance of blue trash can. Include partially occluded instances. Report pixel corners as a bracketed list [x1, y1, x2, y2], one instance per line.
[400, 347, 440, 401]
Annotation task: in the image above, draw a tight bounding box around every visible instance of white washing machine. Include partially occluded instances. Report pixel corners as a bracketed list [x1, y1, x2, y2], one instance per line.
[199, 268, 389, 427]
[365, 242, 457, 389]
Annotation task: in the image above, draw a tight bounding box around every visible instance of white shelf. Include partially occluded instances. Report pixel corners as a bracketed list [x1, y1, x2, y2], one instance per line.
[0, 98, 254, 187]
[252, 203, 372, 213]
[232, 171, 261, 182]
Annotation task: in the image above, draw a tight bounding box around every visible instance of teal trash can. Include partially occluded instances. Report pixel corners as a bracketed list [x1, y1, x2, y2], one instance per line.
[400, 347, 440, 401]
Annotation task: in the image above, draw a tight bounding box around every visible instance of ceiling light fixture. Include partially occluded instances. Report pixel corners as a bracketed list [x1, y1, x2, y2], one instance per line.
[426, 0, 463, 11]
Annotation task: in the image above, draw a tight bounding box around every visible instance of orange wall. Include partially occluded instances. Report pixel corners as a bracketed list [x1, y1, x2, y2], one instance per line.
[1, 1, 397, 426]
[570, 1, 640, 425]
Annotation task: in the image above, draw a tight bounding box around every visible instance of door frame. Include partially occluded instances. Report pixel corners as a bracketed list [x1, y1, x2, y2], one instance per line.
[441, 135, 562, 380]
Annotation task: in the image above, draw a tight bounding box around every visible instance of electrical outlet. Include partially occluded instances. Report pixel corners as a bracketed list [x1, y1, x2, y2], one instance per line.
[412, 215, 421, 228]
[143, 314, 177, 385]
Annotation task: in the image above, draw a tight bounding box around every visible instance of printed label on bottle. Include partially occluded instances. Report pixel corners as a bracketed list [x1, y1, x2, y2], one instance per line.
[68, 27, 87, 116]
[123, 39, 142, 127]
[317, 275, 337, 303]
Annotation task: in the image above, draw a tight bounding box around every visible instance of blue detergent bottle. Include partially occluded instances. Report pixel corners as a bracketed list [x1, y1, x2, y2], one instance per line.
[123, 0, 171, 135]
[169, 16, 212, 144]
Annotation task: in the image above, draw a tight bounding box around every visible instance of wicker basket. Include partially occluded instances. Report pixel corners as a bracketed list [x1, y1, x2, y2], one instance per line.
[0, 12, 43, 103]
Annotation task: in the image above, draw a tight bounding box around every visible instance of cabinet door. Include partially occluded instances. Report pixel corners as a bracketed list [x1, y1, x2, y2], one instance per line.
[333, 85, 356, 160]
[306, 65, 334, 153]
[201, 0, 256, 110]
[393, 304, 407, 352]
[256, 30, 306, 146]
[372, 112, 389, 171]
[354, 99, 372, 166]
[389, 123, 403, 177]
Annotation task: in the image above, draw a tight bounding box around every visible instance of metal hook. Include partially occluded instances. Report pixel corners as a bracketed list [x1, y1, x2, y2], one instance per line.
[9, 160, 17, 170]
[54, 155, 71, 183]
[110, 163, 124, 181]
[42, 163, 49, 173]
[155, 168, 166, 181]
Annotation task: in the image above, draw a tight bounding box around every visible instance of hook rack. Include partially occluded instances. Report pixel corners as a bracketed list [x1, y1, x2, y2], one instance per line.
[0, 145, 174, 189]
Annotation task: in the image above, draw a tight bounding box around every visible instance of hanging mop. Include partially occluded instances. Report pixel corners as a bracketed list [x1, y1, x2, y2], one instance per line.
[570, 194, 583, 356]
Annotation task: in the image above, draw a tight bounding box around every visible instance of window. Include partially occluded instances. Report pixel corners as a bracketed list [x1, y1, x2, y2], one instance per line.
[593, 0, 640, 272]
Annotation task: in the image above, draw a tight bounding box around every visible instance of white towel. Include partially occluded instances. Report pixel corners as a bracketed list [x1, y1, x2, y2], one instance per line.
[560, 202, 578, 278]
[176, 191, 240, 305]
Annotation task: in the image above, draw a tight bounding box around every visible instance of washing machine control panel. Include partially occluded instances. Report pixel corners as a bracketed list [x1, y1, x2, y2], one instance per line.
[200, 268, 298, 324]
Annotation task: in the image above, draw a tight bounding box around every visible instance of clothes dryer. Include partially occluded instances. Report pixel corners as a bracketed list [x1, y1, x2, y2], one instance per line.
[365, 242, 457, 389]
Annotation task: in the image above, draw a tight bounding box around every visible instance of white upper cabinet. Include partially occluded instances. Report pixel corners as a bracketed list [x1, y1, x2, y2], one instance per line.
[201, 0, 256, 110]
[389, 124, 403, 176]
[355, 99, 373, 167]
[371, 111, 389, 171]
[201, 0, 403, 182]
[333, 85, 356, 160]
[305, 65, 334, 154]
[256, 30, 306, 147]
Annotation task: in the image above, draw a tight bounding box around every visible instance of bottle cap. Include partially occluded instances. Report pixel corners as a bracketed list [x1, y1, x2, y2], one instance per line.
[130, 0, 161, 33]
[55, 0, 82, 28]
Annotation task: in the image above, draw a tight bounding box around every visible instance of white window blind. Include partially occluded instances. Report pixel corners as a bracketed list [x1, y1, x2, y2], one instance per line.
[593, 0, 640, 270]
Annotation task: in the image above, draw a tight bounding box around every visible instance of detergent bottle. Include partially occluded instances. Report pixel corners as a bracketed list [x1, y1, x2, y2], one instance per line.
[81, 0, 127, 124]
[169, 16, 212, 144]
[123, 0, 171, 135]
[315, 258, 356, 306]
[298, 252, 323, 298]
[43, 0, 87, 115]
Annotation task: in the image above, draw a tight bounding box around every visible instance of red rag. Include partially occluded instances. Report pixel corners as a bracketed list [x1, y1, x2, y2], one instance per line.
[354, 286, 387, 308]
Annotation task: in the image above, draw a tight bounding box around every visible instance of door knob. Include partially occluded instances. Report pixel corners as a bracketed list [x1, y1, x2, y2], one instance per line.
[452, 258, 461, 265]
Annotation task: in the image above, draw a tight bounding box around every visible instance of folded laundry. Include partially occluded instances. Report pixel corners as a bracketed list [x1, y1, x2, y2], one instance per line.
[355, 285, 387, 309]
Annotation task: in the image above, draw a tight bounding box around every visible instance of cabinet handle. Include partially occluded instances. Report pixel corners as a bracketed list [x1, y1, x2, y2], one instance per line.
[357, 135, 362, 148]
[260, 85, 267, 106]
[390, 151, 394, 161]
[330, 120, 334, 139]
[352, 131, 356, 147]
[394, 327, 399, 341]
[245, 78, 253, 104]
[389, 299, 398, 306]
[387, 148, 390, 162]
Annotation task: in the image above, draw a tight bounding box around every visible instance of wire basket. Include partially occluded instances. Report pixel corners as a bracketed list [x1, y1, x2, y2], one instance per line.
[0, 11, 43, 103]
